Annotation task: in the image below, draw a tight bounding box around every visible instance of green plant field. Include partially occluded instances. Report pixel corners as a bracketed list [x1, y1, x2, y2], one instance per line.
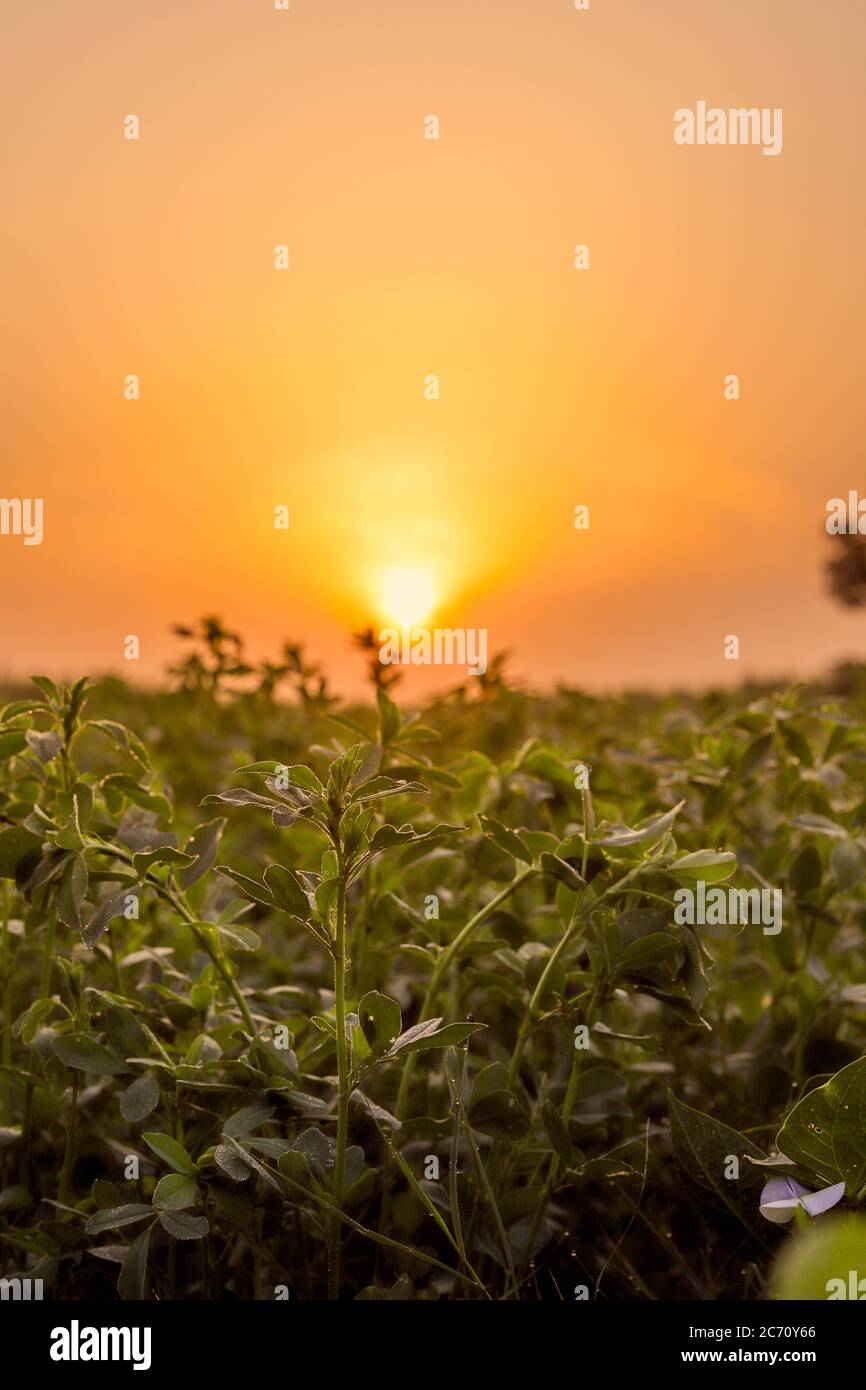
[2, 653, 866, 1301]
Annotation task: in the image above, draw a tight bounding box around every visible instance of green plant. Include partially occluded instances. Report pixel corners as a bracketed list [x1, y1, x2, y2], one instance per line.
[2, 662, 866, 1300]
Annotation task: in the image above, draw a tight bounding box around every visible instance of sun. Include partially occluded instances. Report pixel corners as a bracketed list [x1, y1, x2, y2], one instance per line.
[380, 565, 436, 628]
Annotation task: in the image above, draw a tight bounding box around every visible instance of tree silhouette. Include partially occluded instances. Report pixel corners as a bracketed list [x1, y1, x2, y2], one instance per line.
[351, 625, 402, 691]
[826, 533, 866, 609]
[168, 615, 251, 693]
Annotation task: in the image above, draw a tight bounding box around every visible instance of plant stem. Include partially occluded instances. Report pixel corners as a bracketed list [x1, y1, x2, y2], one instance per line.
[508, 902, 583, 1089]
[353, 869, 372, 994]
[354, 1092, 490, 1296]
[462, 1108, 517, 1298]
[40, 903, 56, 998]
[0, 881, 12, 1193]
[263, 1156, 484, 1290]
[1, 882, 11, 1128]
[20, 904, 58, 1186]
[58, 1077, 78, 1205]
[447, 1050, 467, 1269]
[507, 855, 663, 1099]
[108, 924, 122, 993]
[519, 991, 597, 1280]
[379, 866, 536, 1258]
[97, 845, 259, 1037]
[793, 918, 815, 1087]
[160, 883, 257, 1036]
[395, 866, 535, 1121]
[328, 869, 350, 1299]
[188, 922, 256, 1036]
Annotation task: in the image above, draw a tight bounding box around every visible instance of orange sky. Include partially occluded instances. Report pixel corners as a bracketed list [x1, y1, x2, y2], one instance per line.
[2, 0, 865, 696]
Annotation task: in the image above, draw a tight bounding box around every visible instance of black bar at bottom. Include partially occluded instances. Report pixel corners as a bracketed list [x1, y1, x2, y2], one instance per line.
[1, 1297, 858, 1376]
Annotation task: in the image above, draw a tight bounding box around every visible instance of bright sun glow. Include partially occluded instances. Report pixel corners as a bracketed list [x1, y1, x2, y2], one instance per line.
[380, 565, 436, 627]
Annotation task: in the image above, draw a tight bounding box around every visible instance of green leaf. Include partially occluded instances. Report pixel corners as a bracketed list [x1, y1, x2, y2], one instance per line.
[102, 775, 171, 820]
[0, 827, 41, 880]
[15, 997, 57, 1045]
[831, 840, 865, 892]
[264, 864, 310, 917]
[214, 1144, 252, 1181]
[669, 1093, 769, 1238]
[739, 733, 774, 777]
[468, 1088, 531, 1139]
[118, 1225, 151, 1300]
[592, 802, 683, 849]
[54, 794, 86, 850]
[68, 676, 94, 718]
[541, 1101, 573, 1168]
[82, 885, 139, 949]
[538, 851, 585, 890]
[202, 788, 280, 814]
[571, 1067, 630, 1124]
[52, 1034, 130, 1076]
[216, 923, 261, 952]
[179, 818, 226, 888]
[142, 1131, 198, 1176]
[223, 1105, 274, 1138]
[235, 762, 322, 794]
[399, 823, 463, 852]
[347, 1013, 372, 1067]
[779, 721, 813, 767]
[132, 846, 195, 875]
[776, 1055, 866, 1195]
[670, 850, 737, 883]
[88, 719, 150, 769]
[358, 990, 402, 1055]
[0, 1185, 32, 1212]
[30, 675, 61, 705]
[520, 830, 559, 858]
[350, 1089, 401, 1131]
[789, 813, 847, 839]
[369, 823, 416, 851]
[1, 697, 48, 718]
[471, 1061, 510, 1108]
[788, 844, 823, 896]
[85, 1204, 153, 1234]
[56, 853, 89, 932]
[618, 933, 681, 976]
[385, 1019, 484, 1058]
[152, 1173, 198, 1210]
[105, 1005, 148, 1060]
[215, 866, 274, 907]
[0, 730, 27, 761]
[376, 687, 402, 743]
[120, 1074, 160, 1124]
[354, 776, 429, 805]
[477, 815, 532, 864]
[158, 1209, 209, 1240]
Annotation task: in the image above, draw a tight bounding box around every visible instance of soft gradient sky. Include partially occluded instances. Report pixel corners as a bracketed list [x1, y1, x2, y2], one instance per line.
[2, 0, 865, 695]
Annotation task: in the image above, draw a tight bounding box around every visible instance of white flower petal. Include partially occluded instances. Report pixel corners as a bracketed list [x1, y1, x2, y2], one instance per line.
[759, 1199, 800, 1224]
[801, 1181, 846, 1217]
